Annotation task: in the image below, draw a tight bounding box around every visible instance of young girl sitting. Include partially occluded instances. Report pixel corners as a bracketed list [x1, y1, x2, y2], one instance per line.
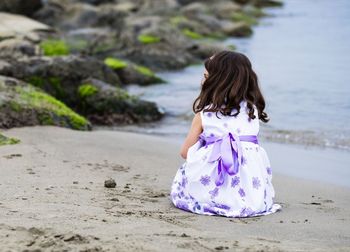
[170, 51, 281, 218]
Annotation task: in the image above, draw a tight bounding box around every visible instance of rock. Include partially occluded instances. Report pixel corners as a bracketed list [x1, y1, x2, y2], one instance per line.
[0, 39, 38, 60]
[221, 21, 253, 37]
[104, 57, 165, 85]
[104, 178, 116, 188]
[253, 0, 283, 7]
[187, 42, 228, 60]
[32, 1, 66, 27]
[65, 28, 119, 55]
[77, 78, 164, 124]
[0, 75, 91, 130]
[120, 16, 194, 70]
[0, 56, 164, 125]
[138, 0, 180, 15]
[210, 2, 242, 19]
[0, 0, 42, 16]
[75, 0, 115, 5]
[47, 3, 127, 33]
[0, 13, 54, 41]
[0, 55, 122, 103]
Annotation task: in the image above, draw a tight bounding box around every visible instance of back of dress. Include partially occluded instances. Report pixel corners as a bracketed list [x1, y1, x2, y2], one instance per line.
[200, 100, 259, 139]
[170, 100, 281, 217]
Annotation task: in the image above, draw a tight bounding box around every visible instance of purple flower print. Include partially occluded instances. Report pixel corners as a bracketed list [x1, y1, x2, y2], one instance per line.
[203, 206, 217, 214]
[176, 200, 189, 211]
[236, 128, 241, 134]
[266, 167, 272, 175]
[238, 188, 245, 197]
[264, 189, 267, 199]
[181, 177, 188, 187]
[252, 177, 261, 189]
[213, 202, 231, 210]
[200, 175, 211, 186]
[209, 187, 219, 199]
[207, 112, 212, 117]
[231, 176, 240, 188]
[240, 207, 254, 217]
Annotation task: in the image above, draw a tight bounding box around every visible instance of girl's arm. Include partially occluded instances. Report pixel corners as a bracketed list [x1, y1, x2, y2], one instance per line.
[180, 113, 203, 159]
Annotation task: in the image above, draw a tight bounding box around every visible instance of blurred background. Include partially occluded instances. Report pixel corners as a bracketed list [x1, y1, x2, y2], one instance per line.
[0, 0, 349, 165]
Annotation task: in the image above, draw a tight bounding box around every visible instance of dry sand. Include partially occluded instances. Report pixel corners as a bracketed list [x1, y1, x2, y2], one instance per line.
[0, 126, 349, 251]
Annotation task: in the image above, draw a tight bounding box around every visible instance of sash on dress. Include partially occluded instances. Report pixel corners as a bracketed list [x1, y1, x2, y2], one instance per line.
[199, 132, 259, 187]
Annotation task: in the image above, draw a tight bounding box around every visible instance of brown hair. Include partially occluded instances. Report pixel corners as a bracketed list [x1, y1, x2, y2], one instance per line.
[193, 50, 269, 123]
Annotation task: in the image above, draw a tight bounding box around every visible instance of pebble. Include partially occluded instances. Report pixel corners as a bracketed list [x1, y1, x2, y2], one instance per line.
[104, 179, 116, 188]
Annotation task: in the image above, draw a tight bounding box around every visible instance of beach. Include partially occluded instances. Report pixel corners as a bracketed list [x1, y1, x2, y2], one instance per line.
[0, 126, 349, 251]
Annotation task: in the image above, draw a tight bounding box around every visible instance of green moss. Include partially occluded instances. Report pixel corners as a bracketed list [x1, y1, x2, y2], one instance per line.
[48, 77, 64, 98]
[134, 65, 166, 84]
[104, 57, 128, 70]
[38, 113, 55, 125]
[137, 34, 161, 44]
[134, 65, 155, 77]
[231, 12, 258, 25]
[78, 84, 98, 98]
[16, 86, 89, 130]
[115, 87, 132, 100]
[0, 133, 20, 146]
[40, 39, 70, 56]
[26, 76, 64, 98]
[9, 101, 22, 112]
[26, 76, 45, 87]
[170, 15, 189, 25]
[182, 29, 203, 40]
[227, 44, 237, 50]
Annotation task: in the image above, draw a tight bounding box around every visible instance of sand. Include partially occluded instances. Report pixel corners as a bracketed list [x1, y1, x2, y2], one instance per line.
[0, 126, 349, 251]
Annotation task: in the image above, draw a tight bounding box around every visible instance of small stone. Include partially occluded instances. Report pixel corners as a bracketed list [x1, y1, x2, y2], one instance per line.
[279, 220, 283, 223]
[180, 233, 190, 237]
[73, 181, 78, 184]
[104, 179, 116, 188]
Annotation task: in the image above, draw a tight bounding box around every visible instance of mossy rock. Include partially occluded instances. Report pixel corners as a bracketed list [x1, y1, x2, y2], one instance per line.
[182, 28, 204, 40]
[137, 34, 161, 44]
[231, 12, 258, 26]
[75, 78, 164, 124]
[104, 57, 128, 70]
[0, 133, 20, 146]
[253, 0, 283, 8]
[104, 57, 166, 85]
[40, 39, 70, 56]
[0, 75, 90, 130]
[78, 84, 98, 98]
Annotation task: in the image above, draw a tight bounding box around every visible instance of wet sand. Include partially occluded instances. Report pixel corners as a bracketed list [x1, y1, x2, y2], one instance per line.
[0, 126, 349, 251]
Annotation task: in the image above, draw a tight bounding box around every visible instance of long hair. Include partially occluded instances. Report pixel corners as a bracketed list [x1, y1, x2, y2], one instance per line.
[193, 50, 269, 123]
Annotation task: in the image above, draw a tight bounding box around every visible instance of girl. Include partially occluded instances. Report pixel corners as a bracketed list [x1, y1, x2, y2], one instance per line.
[170, 51, 281, 218]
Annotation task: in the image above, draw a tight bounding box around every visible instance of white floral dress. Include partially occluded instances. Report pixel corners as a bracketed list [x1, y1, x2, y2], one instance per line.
[170, 101, 281, 217]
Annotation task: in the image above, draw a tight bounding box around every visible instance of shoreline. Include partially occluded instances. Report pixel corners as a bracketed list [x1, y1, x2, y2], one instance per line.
[0, 126, 349, 251]
[95, 124, 350, 188]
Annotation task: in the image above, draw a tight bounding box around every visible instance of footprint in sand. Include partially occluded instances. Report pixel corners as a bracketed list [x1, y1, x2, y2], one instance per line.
[3, 153, 22, 159]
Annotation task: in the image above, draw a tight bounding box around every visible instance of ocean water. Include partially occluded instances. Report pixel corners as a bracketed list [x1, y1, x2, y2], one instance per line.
[116, 0, 350, 151]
